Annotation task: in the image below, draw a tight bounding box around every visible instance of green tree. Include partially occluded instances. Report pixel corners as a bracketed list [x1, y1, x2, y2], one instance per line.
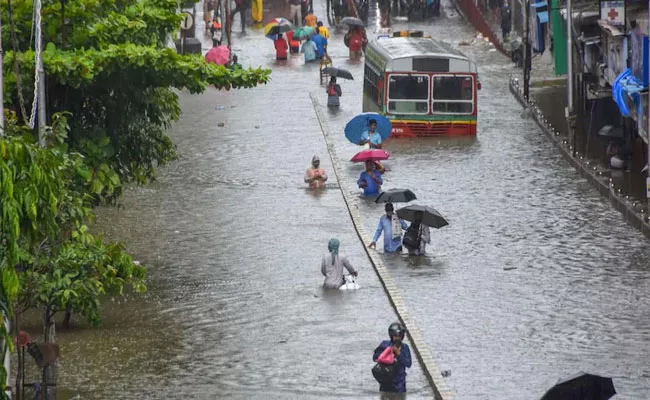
[0, 113, 147, 398]
[2, 0, 271, 200]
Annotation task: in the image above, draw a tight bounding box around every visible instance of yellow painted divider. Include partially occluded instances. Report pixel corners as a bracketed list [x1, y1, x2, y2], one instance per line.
[310, 93, 454, 400]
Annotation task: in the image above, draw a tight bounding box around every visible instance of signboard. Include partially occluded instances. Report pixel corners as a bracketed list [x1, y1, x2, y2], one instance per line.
[600, 0, 625, 26]
[180, 12, 194, 31]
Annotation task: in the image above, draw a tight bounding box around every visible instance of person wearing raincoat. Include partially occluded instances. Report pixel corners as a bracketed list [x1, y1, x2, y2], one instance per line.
[301, 38, 318, 62]
[369, 203, 408, 253]
[304, 155, 328, 189]
[321, 238, 358, 289]
[326, 77, 342, 107]
[373, 322, 412, 393]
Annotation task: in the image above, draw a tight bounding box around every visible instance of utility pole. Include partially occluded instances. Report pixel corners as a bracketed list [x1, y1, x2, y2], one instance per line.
[566, 0, 576, 156]
[36, 0, 47, 148]
[523, 0, 531, 101]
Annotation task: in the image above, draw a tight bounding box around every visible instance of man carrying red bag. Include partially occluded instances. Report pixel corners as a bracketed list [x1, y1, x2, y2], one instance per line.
[372, 322, 412, 394]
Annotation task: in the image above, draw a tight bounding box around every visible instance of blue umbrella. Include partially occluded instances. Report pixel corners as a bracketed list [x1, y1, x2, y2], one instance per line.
[344, 113, 393, 145]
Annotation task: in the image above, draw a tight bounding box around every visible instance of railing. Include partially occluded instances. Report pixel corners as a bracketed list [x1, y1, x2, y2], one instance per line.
[451, 0, 507, 54]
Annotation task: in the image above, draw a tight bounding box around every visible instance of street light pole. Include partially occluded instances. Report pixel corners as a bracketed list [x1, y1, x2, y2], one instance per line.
[523, 0, 531, 101]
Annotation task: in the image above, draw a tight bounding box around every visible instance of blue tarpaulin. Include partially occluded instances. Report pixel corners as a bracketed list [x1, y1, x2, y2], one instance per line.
[538, 11, 548, 23]
[612, 68, 646, 118]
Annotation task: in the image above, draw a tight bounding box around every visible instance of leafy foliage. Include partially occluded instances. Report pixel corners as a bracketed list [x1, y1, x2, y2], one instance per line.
[1, 0, 271, 199]
[0, 116, 146, 393]
[1, 115, 146, 322]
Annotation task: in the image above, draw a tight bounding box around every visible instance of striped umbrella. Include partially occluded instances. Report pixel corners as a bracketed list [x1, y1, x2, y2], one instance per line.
[264, 18, 293, 38]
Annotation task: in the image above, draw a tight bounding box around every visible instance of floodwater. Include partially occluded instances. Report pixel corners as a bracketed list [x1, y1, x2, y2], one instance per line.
[43, 0, 650, 398]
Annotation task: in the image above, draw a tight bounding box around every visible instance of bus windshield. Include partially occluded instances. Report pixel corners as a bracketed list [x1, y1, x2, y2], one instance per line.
[388, 74, 429, 114]
[432, 75, 474, 114]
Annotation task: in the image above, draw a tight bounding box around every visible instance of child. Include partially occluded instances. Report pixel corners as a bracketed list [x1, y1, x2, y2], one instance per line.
[274, 33, 288, 60]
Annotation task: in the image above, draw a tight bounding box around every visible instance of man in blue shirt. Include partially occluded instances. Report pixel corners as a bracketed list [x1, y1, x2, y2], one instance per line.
[310, 33, 328, 59]
[357, 161, 383, 196]
[359, 119, 383, 148]
[369, 203, 408, 253]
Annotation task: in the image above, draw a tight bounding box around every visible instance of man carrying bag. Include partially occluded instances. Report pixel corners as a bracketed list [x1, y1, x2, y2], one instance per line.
[372, 322, 412, 394]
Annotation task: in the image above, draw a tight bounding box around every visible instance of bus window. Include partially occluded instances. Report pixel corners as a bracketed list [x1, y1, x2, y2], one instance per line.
[387, 74, 429, 114]
[432, 76, 474, 114]
[364, 65, 382, 107]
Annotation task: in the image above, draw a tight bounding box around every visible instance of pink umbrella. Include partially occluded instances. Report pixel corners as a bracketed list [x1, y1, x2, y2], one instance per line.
[351, 149, 390, 162]
[205, 45, 230, 66]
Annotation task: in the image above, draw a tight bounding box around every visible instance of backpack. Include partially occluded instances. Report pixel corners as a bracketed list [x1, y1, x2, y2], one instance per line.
[328, 84, 338, 96]
[402, 225, 420, 250]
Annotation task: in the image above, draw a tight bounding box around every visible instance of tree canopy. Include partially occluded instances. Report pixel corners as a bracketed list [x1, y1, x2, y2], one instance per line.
[2, 0, 271, 197]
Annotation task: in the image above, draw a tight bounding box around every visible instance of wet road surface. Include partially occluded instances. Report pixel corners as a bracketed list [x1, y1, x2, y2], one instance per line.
[47, 0, 650, 398]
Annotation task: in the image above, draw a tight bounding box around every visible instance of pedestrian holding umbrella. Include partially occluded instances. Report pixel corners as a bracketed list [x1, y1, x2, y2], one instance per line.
[345, 113, 392, 146]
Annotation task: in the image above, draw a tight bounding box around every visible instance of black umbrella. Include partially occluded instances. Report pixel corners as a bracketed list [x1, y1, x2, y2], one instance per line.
[340, 16, 365, 27]
[374, 189, 417, 204]
[597, 125, 624, 139]
[322, 67, 354, 80]
[540, 372, 616, 400]
[396, 204, 449, 229]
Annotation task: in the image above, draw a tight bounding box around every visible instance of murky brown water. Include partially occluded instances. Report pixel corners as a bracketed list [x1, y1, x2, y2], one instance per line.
[41, 0, 650, 398]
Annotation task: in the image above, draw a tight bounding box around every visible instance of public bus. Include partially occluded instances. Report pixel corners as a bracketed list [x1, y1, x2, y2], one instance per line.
[363, 32, 480, 137]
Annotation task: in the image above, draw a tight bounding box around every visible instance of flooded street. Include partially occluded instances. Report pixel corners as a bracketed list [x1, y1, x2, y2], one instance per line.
[49, 0, 650, 398]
